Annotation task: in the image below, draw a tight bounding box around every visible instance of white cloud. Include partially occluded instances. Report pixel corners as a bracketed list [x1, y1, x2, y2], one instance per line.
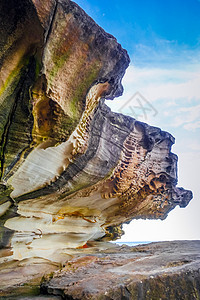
[131, 39, 200, 72]
[180, 105, 200, 113]
[106, 62, 200, 131]
[121, 64, 200, 102]
[172, 104, 200, 128]
[107, 63, 200, 112]
[184, 121, 200, 131]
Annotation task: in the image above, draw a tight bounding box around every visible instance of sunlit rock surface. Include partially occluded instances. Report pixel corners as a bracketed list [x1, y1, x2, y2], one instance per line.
[41, 241, 200, 300]
[0, 0, 193, 294]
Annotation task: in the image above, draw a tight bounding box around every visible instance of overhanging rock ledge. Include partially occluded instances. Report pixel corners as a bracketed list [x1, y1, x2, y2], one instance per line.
[0, 0, 192, 274]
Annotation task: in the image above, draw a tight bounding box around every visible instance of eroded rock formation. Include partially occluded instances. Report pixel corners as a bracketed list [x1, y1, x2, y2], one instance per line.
[41, 241, 200, 300]
[0, 0, 192, 283]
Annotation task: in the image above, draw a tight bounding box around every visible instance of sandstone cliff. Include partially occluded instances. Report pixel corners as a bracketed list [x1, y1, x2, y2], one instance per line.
[0, 0, 193, 297]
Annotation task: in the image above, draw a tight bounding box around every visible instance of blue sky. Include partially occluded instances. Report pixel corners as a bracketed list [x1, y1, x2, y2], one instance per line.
[75, 0, 200, 65]
[75, 0, 200, 241]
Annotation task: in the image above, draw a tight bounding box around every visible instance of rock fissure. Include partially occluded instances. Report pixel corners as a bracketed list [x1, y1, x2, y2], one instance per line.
[43, 0, 58, 46]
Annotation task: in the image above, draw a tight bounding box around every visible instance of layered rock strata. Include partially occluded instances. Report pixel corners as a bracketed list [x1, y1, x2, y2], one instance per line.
[0, 0, 192, 268]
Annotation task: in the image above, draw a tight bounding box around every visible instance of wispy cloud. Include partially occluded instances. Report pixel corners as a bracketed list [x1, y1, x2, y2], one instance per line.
[131, 37, 200, 65]
[121, 64, 200, 102]
[173, 104, 200, 128]
[106, 59, 200, 132]
[184, 121, 200, 131]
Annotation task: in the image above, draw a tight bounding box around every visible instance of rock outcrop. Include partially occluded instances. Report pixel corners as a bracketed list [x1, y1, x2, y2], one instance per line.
[41, 241, 200, 300]
[0, 0, 193, 296]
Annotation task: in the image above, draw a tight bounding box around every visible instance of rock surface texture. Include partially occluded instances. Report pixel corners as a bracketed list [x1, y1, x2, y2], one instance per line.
[0, 0, 194, 297]
[41, 241, 200, 300]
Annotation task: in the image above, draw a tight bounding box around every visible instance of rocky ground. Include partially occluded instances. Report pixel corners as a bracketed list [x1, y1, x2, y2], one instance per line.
[1, 240, 199, 299]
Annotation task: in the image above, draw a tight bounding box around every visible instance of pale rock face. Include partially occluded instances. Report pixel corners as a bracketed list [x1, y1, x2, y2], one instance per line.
[0, 0, 192, 269]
